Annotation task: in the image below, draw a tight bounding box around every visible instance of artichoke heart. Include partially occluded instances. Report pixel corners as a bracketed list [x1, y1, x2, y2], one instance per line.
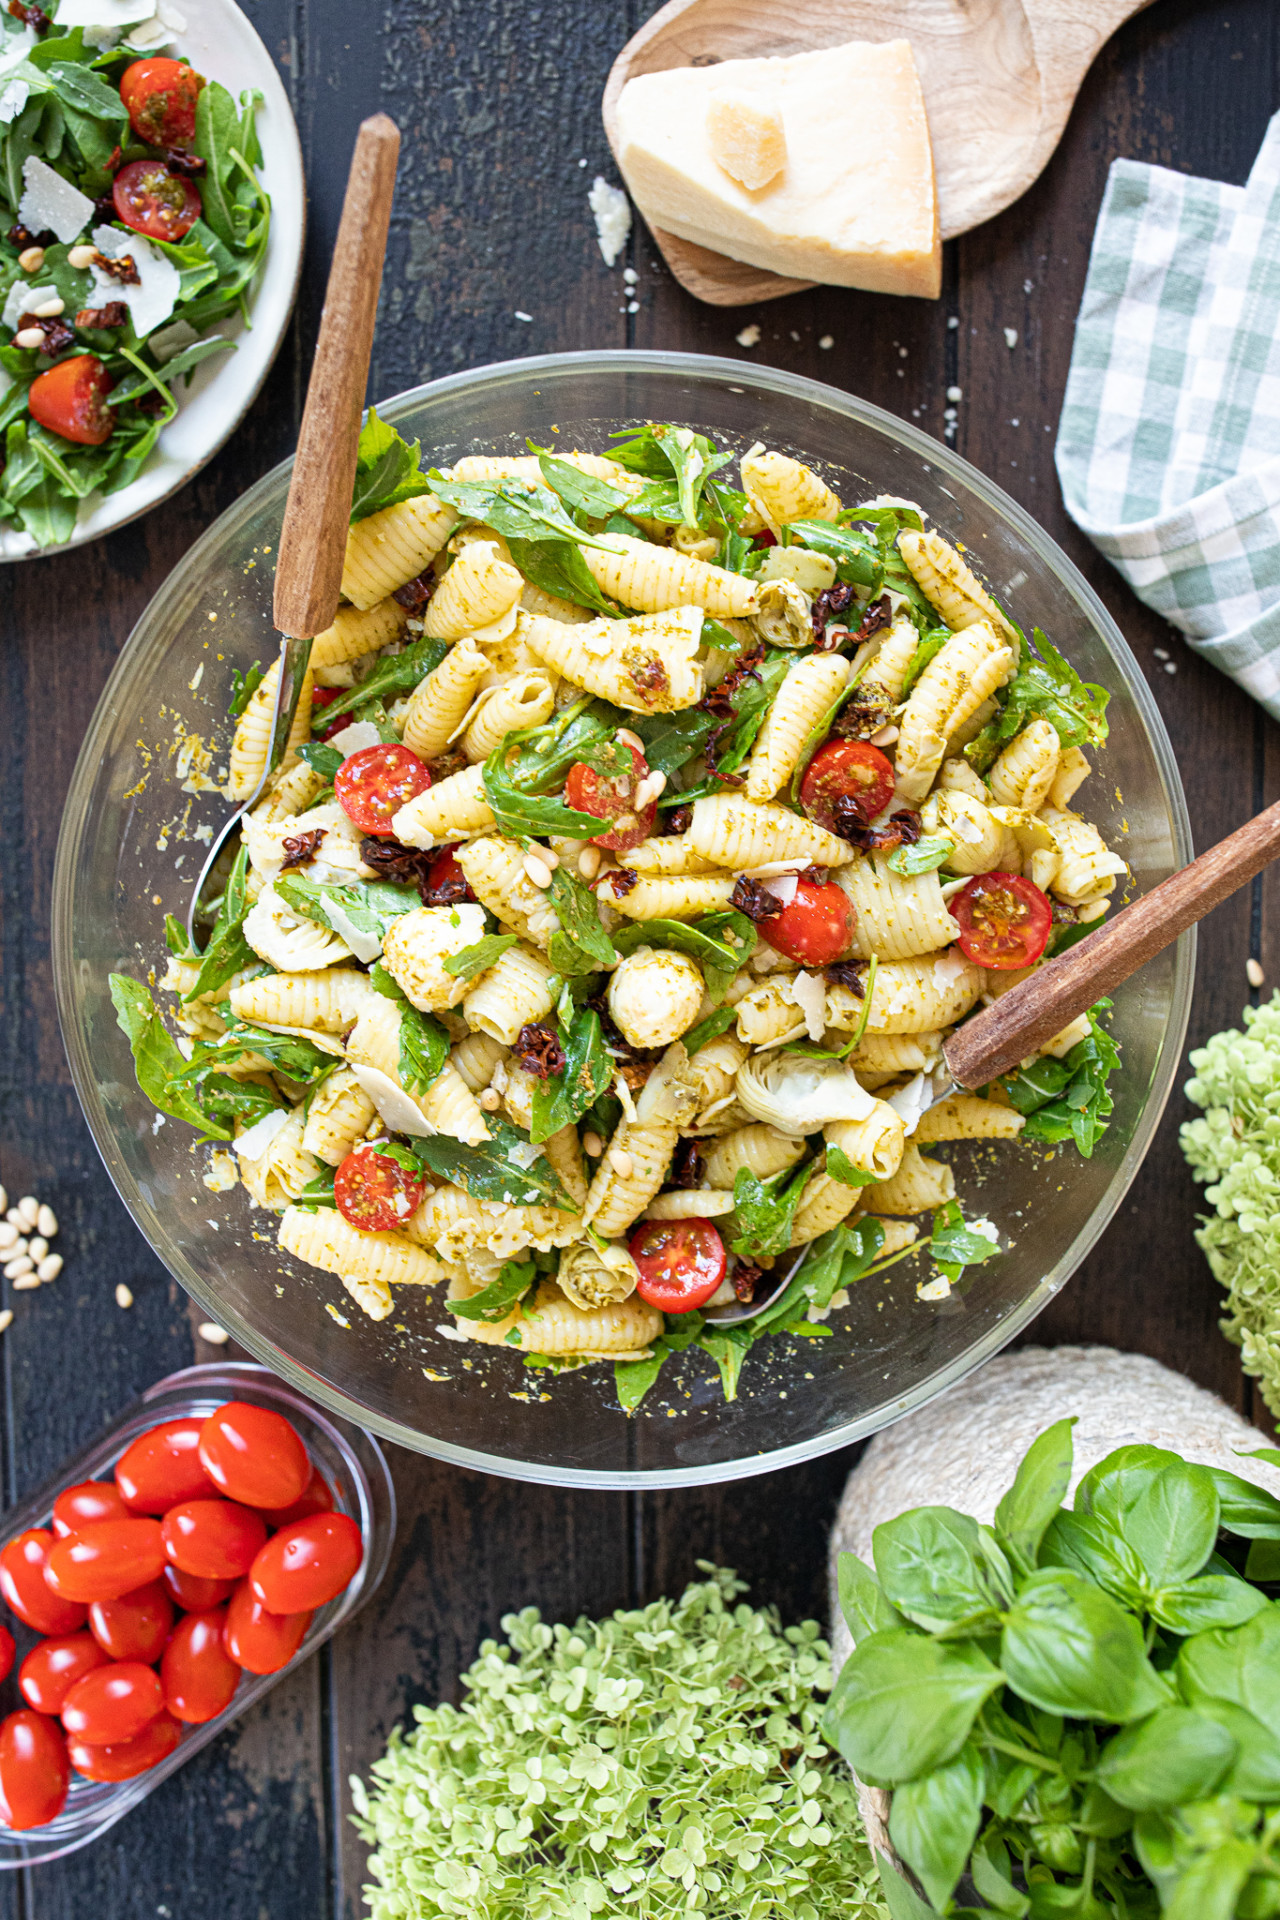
[735, 1053, 879, 1137]
[558, 1239, 639, 1311]
[751, 578, 812, 648]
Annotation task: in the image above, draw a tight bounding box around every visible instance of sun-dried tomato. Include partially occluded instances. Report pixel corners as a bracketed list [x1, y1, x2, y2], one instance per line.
[701, 642, 764, 717]
[834, 804, 923, 853]
[513, 1023, 566, 1080]
[7, 223, 53, 250]
[810, 580, 857, 642]
[627, 656, 669, 704]
[17, 312, 73, 354]
[660, 804, 693, 837]
[732, 1260, 767, 1302]
[669, 1139, 704, 1189]
[92, 195, 118, 225]
[280, 828, 326, 871]
[136, 388, 168, 416]
[601, 866, 639, 898]
[832, 694, 892, 742]
[852, 593, 893, 643]
[75, 303, 128, 331]
[163, 147, 206, 175]
[825, 959, 867, 996]
[91, 250, 141, 286]
[8, 1, 51, 33]
[392, 570, 434, 613]
[729, 876, 784, 923]
[359, 836, 448, 904]
[423, 745, 468, 785]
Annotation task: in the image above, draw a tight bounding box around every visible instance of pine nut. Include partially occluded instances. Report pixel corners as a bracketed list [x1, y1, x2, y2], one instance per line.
[0, 1226, 17, 1253]
[541, 847, 560, 870]
[26, 1238, 47, 1263]
[608, 1147, 634, 1179]
[67, 244, 97, 270]
[478, 1088, 502, 1111]
[36, 1206, 57, 1238]
[1247, 958, 1265, 988]
[0, 1310, 13, 1333]
[36, 1255, 61, 1282]
[198, 1322, 230, 1345]
[115, 1283, 133, 1309]
[523, 853, 552, 889]
[13, 328, 44, 350]
[582, 1131, 604, 1157]
[17, 1198, 38, 1229]
[11, 1275, 39, 1291]
[32, 297, 63, 318]
[16, 245, 44, 272]
[4, 1257, 33, 1279]
[5, 1209, 22, 1228]
[617, 728, 644, 753]
[577, 845, 601, 880]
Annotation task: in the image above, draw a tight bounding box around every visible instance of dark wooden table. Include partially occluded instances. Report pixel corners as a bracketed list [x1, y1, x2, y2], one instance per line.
[2, 0, 1278, 1909]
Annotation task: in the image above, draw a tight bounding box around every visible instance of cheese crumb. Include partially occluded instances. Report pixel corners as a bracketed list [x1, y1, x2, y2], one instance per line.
[736, 323, 761, 348]
[588, 176, 631, 266]
[818, 333, 833, 349]
[1004, 326, 1018, 348]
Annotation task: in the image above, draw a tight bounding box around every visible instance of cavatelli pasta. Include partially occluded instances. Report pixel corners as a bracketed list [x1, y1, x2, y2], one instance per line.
[857, 612, 920, 707]
[744, 652, 850, 801]
[741, 448, 842, 535]
[894, 622, 1017, 803]
[243, 885, 352, 972]
[687, 793, 853, 870]
[423, 540, 524, 640]
[519, 583, 593, 625]
[825, 1106, 906, 1182]
[599, 871, 738, 923]
[837, 856, 958, 961]
[301, 1068, 378, 1165]
[988, 717, 1061, 810]
[859, 1144, 956, 1216]
[449, 1030, 507, 1092]
[702, 1124, 806, 1188]
[462, 670, 556, 762]
[1048, 746, 1091, 809]
[228, 657, 315, 802]
[341, 494, 457, 609]
[687, 1035, 750, 1122]
[310, 597, 408, 672]
[253, 761, 326, 823]
[847, 1030, 946, 1075]
[400, 639, 489, 760]
[897, 527, 1019, 645]
[519, 608, 705, 714]
[787, 1173, 862, 1247]
[279, 1205, 456, 1319]
[579, 532, 758, 619]
[392, 763, 496, 846]
[463, 943, 556, 1044]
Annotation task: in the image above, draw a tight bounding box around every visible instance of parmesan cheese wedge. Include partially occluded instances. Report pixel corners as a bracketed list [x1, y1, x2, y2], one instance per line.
[615, 40, 941, 298]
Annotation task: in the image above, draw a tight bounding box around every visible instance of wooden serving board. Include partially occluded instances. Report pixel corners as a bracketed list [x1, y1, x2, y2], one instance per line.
[602, 0, 1154, 306]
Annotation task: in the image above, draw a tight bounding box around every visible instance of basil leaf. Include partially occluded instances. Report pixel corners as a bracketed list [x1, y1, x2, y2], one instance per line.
[822, 1630, 1004, 1787]
[184, 843, 254, 1001]
[994, 1417, 1076, 1574]
[836, 1551, 905, 1644]
[614, 1340, 671, 1413]
[1095, 1707, 1237, 1811]
[697, 1324, 755, 1403]
[504, 534, 619, 615]
[785, 518, 879, 587]
[1148, 1575, 1268, 1634]
[531, 446, 631, 519]
[899, 626, 952, 698]
[873, 1507, 1005, 1633]
[413, 1117, 574, 1210]
[1191, 1699, 1280, 1802]
[1177, 1605, 1280, 1728]
[885, 835, 955, 876]
[729, 1162, 815, 1263]
[275, 873, 420, 947]
[610, 911, 754, 1005]
[607, 423, 733, 526]
[349, 408, 433, 522]
[683, 1006, 737, 1056]
[109, 975, 232, 1138]
[296, 740, 343, 780]
[1074, 1443, 1180, 1525]
[1001, 1569, 1169, 1722]
[1040, 1509, 1156, 1606]
[929, 1201, 999, 1280]
[969, 1834, 1030, 1917]
[1124, 1459, 1220, 1591]
[826, 1145, 877, 1188]
[1217, 1464, 1280, 1538]
[546, 866, 616, 978]
[442, 933, 518, 982]
[315, 636, 449, 729]
[888, 1742, 985, 1914]
[450, 1258, 537, 1322]
[228, 659, 264, 718]
[874, 1858, 943, 1920]
[530, 1007, 612, 1144]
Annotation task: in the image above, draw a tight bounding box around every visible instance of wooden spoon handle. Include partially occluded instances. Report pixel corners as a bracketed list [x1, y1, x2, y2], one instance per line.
[273, 112, 401, 639]
[943, 797, 1280, 1089]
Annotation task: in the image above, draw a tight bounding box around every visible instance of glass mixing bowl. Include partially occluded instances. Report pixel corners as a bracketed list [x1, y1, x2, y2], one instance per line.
[52, 351, 1193, 1489]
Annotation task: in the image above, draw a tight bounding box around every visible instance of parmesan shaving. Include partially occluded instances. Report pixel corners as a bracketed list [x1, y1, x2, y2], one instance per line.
[89, 223, 180, 339]
[759, 872, 799, 907]
[791, 970, 827, 1043]
[330, 721, 384, 759]
[2, 281, 55, 331]
[234, 1107, 290, 1162]
[934, 947, 971, 986]
[349, 1064, 435, 1138]
[20, 158, 95, 247]
[588, 176, 631, 266]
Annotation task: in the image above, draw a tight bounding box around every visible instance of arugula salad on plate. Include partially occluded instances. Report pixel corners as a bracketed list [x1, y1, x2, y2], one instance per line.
[110, 412, 1123, 1412]
[0, 0, 270, 548]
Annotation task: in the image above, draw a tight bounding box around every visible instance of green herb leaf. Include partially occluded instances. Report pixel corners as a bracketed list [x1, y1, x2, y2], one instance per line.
[275, 873, 421, 948]
[413, 1118, 574, 1210]
[885, 835, 955, 876]
[607, 423, 733, 526]
[546, 865, 617, 978]
[682, 1006, 737, 1056]
[697, 1323, 755, 1403]
[530, 1007, 613, 1144]
[195, 1073, 283, 1131]
[442, 933, 518, 982]
[966, 626, 1110, 773]
[183, 843, 254, 1001]
[1000, 1568, 1169, 1722]
[823, 1629, 1004, 1787]
[873, 1507, 1007, 1633]
[888, 1741, 985, 1913]
[899, 626, 953, 698]
[297, 740, 344, 781]
[755, 1217, 886, 1333]
[314, 635, 449, 730]
[1148, 1574, 1268, 1634]
[1000, 1005, 1119, 1158]
[164, 914, 196, 958]
[175, 1017, 337, 1088]
[728, 1162, 814, 1264]
[451, 1258, 537, 1322]
[295, 1166, 337, 1210]
[1096, 1707, 1238, 1811]
[429, 471, 602, 550]
[837, 1552, 905, 1644]
[929, 1200, 999, 1282]
[109, 975, 230, 1138]
[482, 721, 618, 840]
[992, 1418, 1077, 1575]
[367, 966, 451, 1095]
[349, 408, 433, 522]
[1122, 1458, 1220, 1592]
[228, 659, 264, 718]
[634, 644, 793, 778]
[825, 1145, 878, 1189]
[785, 519, 880, 588]
[504, 534, 619, 615]
[610, 911, 755, 1005]
[531, 446, 631, 519]
[614, 1340, 670, 1413]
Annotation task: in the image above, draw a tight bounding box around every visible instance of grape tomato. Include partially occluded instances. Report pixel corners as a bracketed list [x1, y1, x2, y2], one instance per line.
[628, 1220, 727, 1314]
[564, 747, 657, 852]
[119, 56, 204, 147]
[52, 1481, 130, 1537]
[259, 1466, 334, 1532]
[116, 1418, 215, 1512]
[224, 1582, 312, 1674]
[759, 875, 858, 968]
[162, 1609, 240, 1724]
[27, 355, 115, 448]
[162, 1564, 235, 1612]
[334, 1144, 429, 1236]
[61, 1662, 164, 1746]
[800, 739, 895, 835]
[88, 1579, 174, 1664]
[249, 1512, 363, 1614]
[198, 1401, 310, 1512]
[334, 744, 431, 836]
[18, 1636, 109, 1717]
[952, 871, 1053, 970]
[0, 1531, 87, 1634]
[112, 158, 201, 242]
[44, 1519, 166, 1604]
[161, 1500, 267, 1581]
[67, 1712, 180, 1784]
[0, 1711, 69, 1829]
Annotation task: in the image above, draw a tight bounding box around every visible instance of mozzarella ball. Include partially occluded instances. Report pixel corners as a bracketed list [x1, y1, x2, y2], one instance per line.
[380, 902, 487, 1011]
[607, 946, 704, 1050]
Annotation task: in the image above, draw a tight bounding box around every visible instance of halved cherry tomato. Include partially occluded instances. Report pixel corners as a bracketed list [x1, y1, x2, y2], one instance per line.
[258, 1466, 335, 1532]
[61, 1662, 164, 1746]
[162, 1564, 236, 1612]
[224, 1581, 312, 1674]
[760, 875, 858, 968]
[952, 871, 1052, 970]
[27, 354, 115, 447]
[19, 1635, 109, 1716]
[800, 739, 895, 836]
[198, 1401, 310, 1512]
[116, 1418, 216, 1513]
[334, 743, 431, 836]
[564, 746, 657, 852]
[249, 1512, 363, 1614]
[52, 1481, 131, 1538]
[161, 1500, 267, 1582]
[119, 56, 205, 148]
[89, 1578, 174, 1664]
[0, 1531, 87, 1634]
[628, 1219, 727, 1315]
[0, 1711, 69, 1828]
[334, 1144, 429, 1236]
[44, 1519, 165, 1604]
[425, 843, 475, 901]
[68, 1712, 180, 1783]
[309, 686, 348, 741]
[112, 158, 201, 241]
[161, 1607, 240, 1723]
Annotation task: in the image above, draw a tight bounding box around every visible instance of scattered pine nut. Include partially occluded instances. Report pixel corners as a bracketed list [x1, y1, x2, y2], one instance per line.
[523, 852, 553, 889]
[5, 1209, 22, 1229]
[582, 1131, 604, 1157]
[68, 244, 98, 269]
[11, 1276, 39, 1292]
[26, 1237, 47, 1263]
[478, 1088, 502, 1111]
[32, 297, 63, 318]
[578, 845, 601, 881]
[16, 245, 43, 272]
[4, 1257, 33, 1279]
[1247, 958, 1265, 988]
[0, 1225, 17, 1253]
[0, 1310, 13, 1334]
[36, 1255, 61, 1282]
[198, 1322, 230, 1345]
[115, 1283, 133, 1309]
[616, 728, 644, 753]
[13, 328, 44, 349]
[36, 1205, 57, 1239]
[608, 1147, 634, 1179]
[16, 1198, 38, 1230]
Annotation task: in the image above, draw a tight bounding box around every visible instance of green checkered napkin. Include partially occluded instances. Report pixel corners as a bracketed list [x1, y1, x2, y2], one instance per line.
[1056, 113, 1280, 718]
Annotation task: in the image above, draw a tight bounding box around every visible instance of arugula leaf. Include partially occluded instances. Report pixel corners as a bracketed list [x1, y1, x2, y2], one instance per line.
[196, 1073, 284, 1130]
[1000, 1005, 1119, 1158]
[615, 1341, 671, 1413]
[366, 963, 450, 1093]
[531, 446, 631, 519]
[756, 1217, 886, 1333]
[966, 627, 1110, 773]
[610, 911, 755, 1005]
[633, 644, 794, 779]
[295, 1166, 337, 1211]
[414, 1118, 574, 1210]
[227, 659, 264, 719]
[607, 423, 733, 526]
[176, 1017, 337, 1087]
[504, 699, 632, 789]
[165, 914, 196, 958]
[698, 1324, 755, 1403]
[930, 1201, 1000, 1283]
[729, 1161, 816, 1263]
[504, 535, 618, 616]
[109, 975, 230, 1138]
[348, 408, 434, 522]
[296, 740, 344, 781]
[885, 836, 955, 876]
[544, 865, 616, 979]
[483, 719, 620, 840]
[682, 1006, 737, 1056]
[899, 627, 953, 698]
[192, 79, 250, 249]
[314, 636, 449, 730]
[827, 1145, 878, 1188]
[530, 1006, 613, 1143]
[450, 1258, 537, 1322]
[429, 471, 606, 552]
[184, 844, 254, 1001]
[275, 873, 420, 947]
[442, 933, 518, 982]
[785, 519, 879, 588]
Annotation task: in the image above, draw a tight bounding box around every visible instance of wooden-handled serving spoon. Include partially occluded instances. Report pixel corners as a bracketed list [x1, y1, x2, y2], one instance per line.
[187, 113, 401, 941]
[708, 798, 1280, 1325]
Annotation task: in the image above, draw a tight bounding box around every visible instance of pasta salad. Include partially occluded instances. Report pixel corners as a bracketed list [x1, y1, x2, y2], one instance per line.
[110, 415, 1122, 1409]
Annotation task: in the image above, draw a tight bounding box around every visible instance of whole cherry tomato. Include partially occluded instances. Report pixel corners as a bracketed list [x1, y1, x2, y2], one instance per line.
[162, 1608, 240, 1723]
[44, 1518, 165, 1604]
[68, 1712, 180, 1784]
[0, 1626, 13, 1687]
[224, 1581, 312, 1674]
[161, 1500, 267, 1581]
[258, 1467, 335, 1533]
[952, 871, 1053, 970]
[27, 355, 115, 447]
[52, 1480, 130, 1537]
[0, 1531, 88, 1634]
[116, 1418, 216, 1513]
[424, 844, 475, 902]
[119, 55, 204, 147]
[564, 745, 657, 852]
[61, 1662, 164, 1746]
[198, 1401, 310, 1512]
[333, 1144, 430, 1236]
[19, 1635, 109, 1716]
[112, 158, 201, 241]
[759, 874, 858, 968]
[800, 739, 896, 836]
[0, 1711, 69, 1829]
[162, 1564, 236, 1612]
[249, 1512, 363, 1614]
[628, 1219, 727, 1314]
[89, 1578, 174, 1664]
[334, 743, 431, 836]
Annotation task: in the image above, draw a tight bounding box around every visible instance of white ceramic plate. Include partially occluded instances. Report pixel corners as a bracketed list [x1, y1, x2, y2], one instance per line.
[0, 0, 304, 560]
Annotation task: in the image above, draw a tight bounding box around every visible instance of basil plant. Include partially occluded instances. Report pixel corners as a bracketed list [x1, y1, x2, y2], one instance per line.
[824, 1419, 1280, 1919]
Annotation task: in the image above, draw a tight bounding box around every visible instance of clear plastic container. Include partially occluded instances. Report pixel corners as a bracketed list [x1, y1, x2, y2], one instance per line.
[52, 351, 1194, 1489]
[0, 1363, 394, 1868]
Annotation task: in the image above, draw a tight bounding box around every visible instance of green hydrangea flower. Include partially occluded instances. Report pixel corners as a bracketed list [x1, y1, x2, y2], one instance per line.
[351, 1566, 887, 1919]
